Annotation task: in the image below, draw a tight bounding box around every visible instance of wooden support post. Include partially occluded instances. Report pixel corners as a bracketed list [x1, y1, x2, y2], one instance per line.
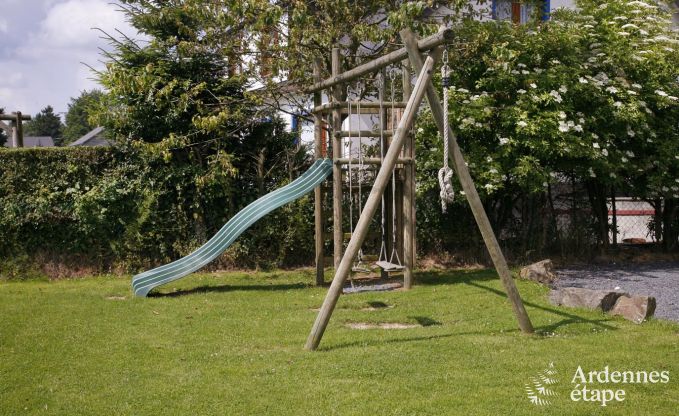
[9, 120, 17, 148]
[15, 112, 23, 148]
[305, 52, 439, 351]
[402, 59, 415, 289]
[401, 29, 534, 334]
[0, 113, 30, 148]
[313, 59, 325, 285]
[331, 48, 344, 271]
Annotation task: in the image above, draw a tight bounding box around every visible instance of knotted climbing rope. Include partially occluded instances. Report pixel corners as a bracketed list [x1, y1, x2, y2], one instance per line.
[438, 51, 455, 213]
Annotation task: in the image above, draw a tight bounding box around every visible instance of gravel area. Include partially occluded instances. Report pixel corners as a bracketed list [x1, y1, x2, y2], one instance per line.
[554, 262, 679, 323]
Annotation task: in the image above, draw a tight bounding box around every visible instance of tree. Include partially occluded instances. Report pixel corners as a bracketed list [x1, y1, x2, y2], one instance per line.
[24, 106, 64, 145]
[91, 0, 315, 262]
[101, 0, 478, 123]
[62, 90, 104, 145]
[94, 1, 258, 150]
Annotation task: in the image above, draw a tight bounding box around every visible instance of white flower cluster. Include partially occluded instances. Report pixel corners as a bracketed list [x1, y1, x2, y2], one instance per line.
[558, 119, 583, 133]
[549, 90, 563, 103]
[656, 90, 678, 100]
[627, 1, 656, 9]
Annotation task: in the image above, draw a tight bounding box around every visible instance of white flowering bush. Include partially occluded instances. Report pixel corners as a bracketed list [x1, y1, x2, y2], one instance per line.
[416, 0, 679, 249]
[444, 0, 678, 194]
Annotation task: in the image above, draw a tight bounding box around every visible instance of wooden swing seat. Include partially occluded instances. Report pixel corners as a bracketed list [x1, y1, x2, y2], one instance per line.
[375, 261, 405, 272]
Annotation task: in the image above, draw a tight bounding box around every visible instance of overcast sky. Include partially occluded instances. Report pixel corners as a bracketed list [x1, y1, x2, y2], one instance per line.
[0, 0, 136, 119]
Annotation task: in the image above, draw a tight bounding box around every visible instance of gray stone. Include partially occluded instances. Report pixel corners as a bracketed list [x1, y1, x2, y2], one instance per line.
[549, 287, 627, 311]
[520, 259, 557, 284]
[609, 295, 657, 324]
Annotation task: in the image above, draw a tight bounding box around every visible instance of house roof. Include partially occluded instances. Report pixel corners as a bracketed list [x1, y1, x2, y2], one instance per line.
[3, 136, 54, 148]
[68, 126, 108, 147]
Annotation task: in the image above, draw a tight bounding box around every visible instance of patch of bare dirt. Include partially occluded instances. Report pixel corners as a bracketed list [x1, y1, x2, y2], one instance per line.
[345, 322, 420, 330]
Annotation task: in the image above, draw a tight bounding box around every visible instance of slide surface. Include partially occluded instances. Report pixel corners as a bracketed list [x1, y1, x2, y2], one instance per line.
[132, 158, 333, 297]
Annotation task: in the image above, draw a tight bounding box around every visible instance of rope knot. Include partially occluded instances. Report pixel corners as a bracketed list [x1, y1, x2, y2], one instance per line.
[438, 167, 454, 213]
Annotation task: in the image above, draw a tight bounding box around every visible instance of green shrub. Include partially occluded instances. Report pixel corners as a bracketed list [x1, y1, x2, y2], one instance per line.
[0, 145, 315, 279]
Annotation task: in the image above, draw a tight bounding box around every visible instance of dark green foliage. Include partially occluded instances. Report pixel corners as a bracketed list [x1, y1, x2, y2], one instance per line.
[94, 1, 256, 148]
[24, 106, 64, 145]
[62, 90, 104, 144]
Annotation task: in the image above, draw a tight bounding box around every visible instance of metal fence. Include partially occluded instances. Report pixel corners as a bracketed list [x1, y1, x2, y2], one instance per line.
[608, 197, 656, 244]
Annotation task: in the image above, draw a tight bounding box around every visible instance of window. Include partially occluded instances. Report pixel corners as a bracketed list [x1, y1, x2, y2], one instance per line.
[492, 0, 550, 24]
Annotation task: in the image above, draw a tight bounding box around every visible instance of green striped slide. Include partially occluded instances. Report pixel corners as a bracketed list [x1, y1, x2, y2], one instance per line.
[132, 158, 333, 297]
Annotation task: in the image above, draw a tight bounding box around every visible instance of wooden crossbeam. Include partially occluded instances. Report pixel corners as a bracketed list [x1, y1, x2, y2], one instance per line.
[0, 113, 31, 121]
[313, 101, 407, 113]
[305, 28, 453, 93]
[335, 130, 393, 138]
[335, 157, 413, 165]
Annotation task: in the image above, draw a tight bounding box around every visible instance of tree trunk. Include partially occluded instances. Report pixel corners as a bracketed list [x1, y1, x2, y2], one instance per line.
[662, 198, 678, 251]
[585, 180, 609, 249]
[651, 198, 663, 244]
[256, 150, 266, 197]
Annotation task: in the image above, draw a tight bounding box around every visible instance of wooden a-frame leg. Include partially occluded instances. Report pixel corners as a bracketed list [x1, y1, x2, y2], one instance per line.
[401, 28, 534, 335]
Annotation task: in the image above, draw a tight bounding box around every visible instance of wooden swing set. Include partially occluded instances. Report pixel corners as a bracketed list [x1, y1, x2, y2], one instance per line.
[305, 28, 534, 351]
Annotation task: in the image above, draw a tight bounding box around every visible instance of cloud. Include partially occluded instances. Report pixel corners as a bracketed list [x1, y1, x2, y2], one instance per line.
[19, 0, 133, 58]
[0, 0, 138, 117]
[38, 0, 130, 49]
[0, 19, 8, 34]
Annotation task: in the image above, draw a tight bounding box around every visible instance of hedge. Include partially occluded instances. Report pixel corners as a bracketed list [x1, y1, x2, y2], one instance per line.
[0, 146, 316, 279]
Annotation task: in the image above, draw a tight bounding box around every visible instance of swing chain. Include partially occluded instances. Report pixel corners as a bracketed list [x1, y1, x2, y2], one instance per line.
[388, 66, 397, 82]
[355, 80, 364, 97]
[355, 82, 366, 264]
[390, 68, 403, 268]
[348, 82, 367, 273]
[346, 86, 354, 240]
[377, 71, 388, 264]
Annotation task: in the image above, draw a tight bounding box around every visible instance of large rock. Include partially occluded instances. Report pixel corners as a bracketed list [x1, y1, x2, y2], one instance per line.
[549, 287, 627, 311]
[609, 295, 656, 324]
[520, 259, 557, 284]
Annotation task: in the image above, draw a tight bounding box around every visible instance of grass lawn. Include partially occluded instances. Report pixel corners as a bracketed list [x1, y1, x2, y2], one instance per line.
[1, 268, 677, 415]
